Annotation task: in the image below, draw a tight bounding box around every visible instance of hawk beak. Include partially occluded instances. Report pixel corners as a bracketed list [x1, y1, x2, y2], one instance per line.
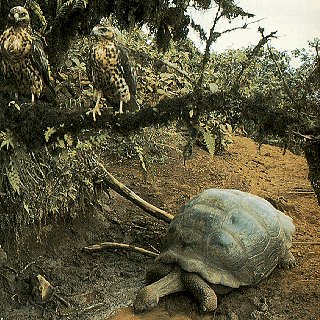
[14, 13, 20, 21]
[91, 27, 99, 36]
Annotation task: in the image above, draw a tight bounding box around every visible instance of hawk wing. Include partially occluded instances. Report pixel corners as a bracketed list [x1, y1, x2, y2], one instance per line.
[31, 34, 55, 97]
[116, 44, 139, 111]
[0, 43, 4, 85]
[117, 44, 136, 95]
[86, 46, 93, 83]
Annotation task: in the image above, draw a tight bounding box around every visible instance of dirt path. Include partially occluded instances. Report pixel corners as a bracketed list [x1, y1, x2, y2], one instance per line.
[0, 135, 319, 320]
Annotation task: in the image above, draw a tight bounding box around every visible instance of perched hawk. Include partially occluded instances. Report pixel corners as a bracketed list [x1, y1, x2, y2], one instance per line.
[87, 24, 139, 120]
[0, 6, 54, 103]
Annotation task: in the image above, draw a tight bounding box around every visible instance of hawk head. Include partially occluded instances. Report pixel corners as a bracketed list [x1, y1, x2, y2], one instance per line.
[8, 6, 30, 27]
[91, 24, 115, 40]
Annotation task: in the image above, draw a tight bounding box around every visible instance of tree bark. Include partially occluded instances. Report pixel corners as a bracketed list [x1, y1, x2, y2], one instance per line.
[304, 138, 320, 205]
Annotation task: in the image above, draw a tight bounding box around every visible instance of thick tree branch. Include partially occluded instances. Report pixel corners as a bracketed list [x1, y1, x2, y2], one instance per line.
[0, 91, 227, 147]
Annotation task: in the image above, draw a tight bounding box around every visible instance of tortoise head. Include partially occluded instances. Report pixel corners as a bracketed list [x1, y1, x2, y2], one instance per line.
[91, 24, 115, 40]
[8, 6, 30, 27]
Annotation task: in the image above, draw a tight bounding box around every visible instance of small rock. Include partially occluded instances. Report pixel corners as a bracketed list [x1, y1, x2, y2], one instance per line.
[30, 274, 55, 303]
[258, 297, 268, 312]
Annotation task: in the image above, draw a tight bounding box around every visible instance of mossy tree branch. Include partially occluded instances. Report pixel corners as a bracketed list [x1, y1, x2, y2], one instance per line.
[0, 90, 228, 148]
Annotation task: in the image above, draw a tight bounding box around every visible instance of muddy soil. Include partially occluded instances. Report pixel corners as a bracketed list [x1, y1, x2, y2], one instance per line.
[0, 135, 319, 320]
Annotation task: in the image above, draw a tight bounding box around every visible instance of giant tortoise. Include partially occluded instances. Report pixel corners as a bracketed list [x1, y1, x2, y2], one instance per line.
[134, 188, 296, 313]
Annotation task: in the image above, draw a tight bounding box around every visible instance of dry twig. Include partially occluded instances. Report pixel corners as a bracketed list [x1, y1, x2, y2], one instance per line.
[83, 242, 159, 257]
[293, 241, 320, 245]
[96, 160, 174, 223]
[59, 302, 105, 317]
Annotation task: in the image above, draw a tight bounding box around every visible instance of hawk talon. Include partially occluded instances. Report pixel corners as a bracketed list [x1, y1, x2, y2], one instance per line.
[86, 105, 102, 122]
[86, 91, 102, 121]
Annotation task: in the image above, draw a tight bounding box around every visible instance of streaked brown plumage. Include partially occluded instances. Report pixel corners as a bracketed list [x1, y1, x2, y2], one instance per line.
[0, 6, 54, 103]
[87, 24, 138, 120]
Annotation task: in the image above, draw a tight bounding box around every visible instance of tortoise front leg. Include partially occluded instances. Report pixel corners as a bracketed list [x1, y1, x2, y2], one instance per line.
[145, 262, 174, 284]
[134, 266, 184, 313]
[182, 272, 218, 312]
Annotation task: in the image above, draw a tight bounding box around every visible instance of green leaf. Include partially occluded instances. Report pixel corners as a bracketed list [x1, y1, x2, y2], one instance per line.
[28, 1, 47, 29]
[56, 138, 66, 149]
[0, 130, 15, 150]
[64, 134, 73, 147]
[6, 165, 21, 195]
[45, 127, 57, 142]
[199, 127, 216, 156]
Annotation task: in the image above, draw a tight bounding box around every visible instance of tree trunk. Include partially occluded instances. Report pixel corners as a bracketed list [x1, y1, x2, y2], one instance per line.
[304, 139, 320, 205]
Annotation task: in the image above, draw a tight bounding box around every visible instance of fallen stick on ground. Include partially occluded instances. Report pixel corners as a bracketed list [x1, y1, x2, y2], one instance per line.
[60, 302, 105, 317]
[293, 241, 320, 245]
[83, 242, 159, 258]
[96, 160, 174, 223]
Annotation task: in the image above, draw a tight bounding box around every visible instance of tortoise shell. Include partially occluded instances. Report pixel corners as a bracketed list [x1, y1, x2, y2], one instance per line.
[156, 189, 295, 288]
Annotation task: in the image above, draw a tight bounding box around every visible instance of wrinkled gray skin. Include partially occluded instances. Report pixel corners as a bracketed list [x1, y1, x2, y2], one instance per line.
[134, 189, 296, 313]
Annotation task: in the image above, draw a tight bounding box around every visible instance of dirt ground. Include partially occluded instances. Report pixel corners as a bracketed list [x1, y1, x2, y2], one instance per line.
[0, 134, 319, 320]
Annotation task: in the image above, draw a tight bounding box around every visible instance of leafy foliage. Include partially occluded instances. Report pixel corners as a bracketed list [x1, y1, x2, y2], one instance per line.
[0, 0, 254, 65]
[1, 1, 320, 241]
[0, 133, 106, 238]
[196, 113, 233, 155]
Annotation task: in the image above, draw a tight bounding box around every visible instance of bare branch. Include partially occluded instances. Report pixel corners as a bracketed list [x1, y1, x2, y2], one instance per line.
[197, 3, 223, 87]
[96, 161, 174, 223]
[220, 18, 265, 36]
[162, 59, 196, 85]
[83, 242, 159, 257]
[197, 13, 263, 88]
[234, 28, 278, 87]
